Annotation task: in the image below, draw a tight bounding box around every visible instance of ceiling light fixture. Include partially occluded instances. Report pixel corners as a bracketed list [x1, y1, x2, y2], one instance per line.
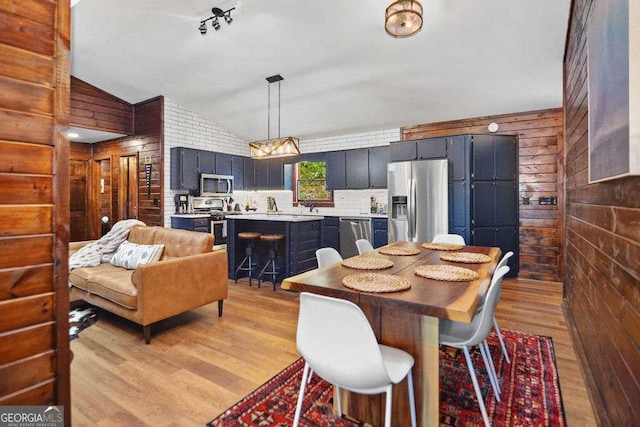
[199, 6, 235, 35]
[385, 0, 423, 38]
[249, 75, 301, 159]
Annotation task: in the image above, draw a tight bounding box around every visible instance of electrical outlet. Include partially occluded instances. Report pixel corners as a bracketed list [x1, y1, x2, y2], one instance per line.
[522, 196, 530, 205]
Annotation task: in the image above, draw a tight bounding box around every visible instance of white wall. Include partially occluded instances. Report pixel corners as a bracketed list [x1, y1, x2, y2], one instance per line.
[163, 98, 248, 225]
[163, 99, 400, 224]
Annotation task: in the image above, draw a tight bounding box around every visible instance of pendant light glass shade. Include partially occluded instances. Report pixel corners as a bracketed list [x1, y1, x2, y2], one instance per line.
[250, 137, 300, 159]
[385, 0, 423, 38]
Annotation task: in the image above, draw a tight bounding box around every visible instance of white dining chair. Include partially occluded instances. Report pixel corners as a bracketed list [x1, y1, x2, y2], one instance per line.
[491, 251, 513, 364]
[355, 239, 375, 254]
[315, 247, 343, 268]
[432, 233, 466, 245]
[293, 292, 417, 427]
[439, 265, 510, 427]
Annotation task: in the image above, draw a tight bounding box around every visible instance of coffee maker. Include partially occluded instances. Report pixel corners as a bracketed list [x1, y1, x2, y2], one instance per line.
[174, 194, 188, 214]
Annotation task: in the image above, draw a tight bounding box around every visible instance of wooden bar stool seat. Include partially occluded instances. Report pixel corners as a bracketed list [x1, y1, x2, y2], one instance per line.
[258, 234, 285, 291]
[235, 232, 262, 286]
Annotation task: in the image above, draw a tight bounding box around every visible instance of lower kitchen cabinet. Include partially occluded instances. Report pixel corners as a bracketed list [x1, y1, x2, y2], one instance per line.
[321, 217, 340, 252]
[472, 226, 519, 277]
[372, 218, 388, 248]
[170, 216, 210, 233]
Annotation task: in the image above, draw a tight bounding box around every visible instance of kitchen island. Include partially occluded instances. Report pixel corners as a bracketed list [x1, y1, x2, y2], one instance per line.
[227, 215, 324, 283]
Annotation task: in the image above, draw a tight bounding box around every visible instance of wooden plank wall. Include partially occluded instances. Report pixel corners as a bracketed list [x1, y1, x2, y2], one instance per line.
[563, 0, 640, 425]
[70, 76, 133, 135]
[402, 108, 564, 281]
[91, 97, 164, 229]
[0, 0, 71, 420]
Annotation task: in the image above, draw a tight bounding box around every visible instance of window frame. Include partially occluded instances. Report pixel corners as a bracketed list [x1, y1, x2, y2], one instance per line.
[292, 161, 335, 208]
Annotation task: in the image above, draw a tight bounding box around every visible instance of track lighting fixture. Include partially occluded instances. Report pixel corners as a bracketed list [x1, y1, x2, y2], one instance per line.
[199, 6, 235, 35]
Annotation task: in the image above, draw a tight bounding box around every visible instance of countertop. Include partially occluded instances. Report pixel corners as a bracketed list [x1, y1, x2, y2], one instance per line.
[227, 214, 324, 222]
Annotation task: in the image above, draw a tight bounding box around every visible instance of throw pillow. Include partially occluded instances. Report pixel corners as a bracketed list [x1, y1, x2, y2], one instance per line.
[110, 240, 164, 269]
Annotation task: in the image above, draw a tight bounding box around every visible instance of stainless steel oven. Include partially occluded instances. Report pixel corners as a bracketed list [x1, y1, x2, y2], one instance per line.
[211, 217, 227, 247]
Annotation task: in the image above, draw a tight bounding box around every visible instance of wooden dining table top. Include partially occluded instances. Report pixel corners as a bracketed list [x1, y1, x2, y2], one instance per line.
[281, 241, 501, 323]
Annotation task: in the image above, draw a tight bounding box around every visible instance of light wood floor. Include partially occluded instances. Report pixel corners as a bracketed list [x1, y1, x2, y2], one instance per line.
[70, 278, 596, 426]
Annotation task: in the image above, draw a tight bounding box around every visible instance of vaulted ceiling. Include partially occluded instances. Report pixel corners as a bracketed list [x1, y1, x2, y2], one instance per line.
[71, 0, 570, 141]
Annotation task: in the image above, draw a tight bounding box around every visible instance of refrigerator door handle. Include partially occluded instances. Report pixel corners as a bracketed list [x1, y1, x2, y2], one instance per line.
[408, 178, 417, 241]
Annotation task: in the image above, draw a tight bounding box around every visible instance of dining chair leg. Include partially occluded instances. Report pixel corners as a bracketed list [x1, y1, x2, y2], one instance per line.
[293, 362, 311, 427]
[483, 339, 501, 399]
[493, 316, 511, 363]
[479, 341, 501, 402]
[335, 385, 342, 417]
[406, 370, 417, 427]
[463, 345, 491, 427]
[307, 368, 313, 384]
[384, 385, 392, 427]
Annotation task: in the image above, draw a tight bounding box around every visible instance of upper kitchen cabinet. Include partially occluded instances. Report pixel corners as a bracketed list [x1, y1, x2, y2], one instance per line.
[416, 137, 447, 159]
[472, 134, 517, 181]
[254, 159, 269, 190]
[268, 158, 285, 190]
[170, 147, 199, 191]
[198, 150, 216, 174]
[390, 137, 447, 162]
[243, 157, 255, 190]
[368, 146, 390, 188]
[326, 150, 347, 190]
[216, 153, 233, 175]
[232, 156, 244, 190]
[447, 135, 471, 182]
[390, 140, 417, 161]
[345, 148, 369, 189]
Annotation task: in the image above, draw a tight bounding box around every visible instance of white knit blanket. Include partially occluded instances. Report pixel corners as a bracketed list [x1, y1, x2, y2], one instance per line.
[69, 219, 146, 269]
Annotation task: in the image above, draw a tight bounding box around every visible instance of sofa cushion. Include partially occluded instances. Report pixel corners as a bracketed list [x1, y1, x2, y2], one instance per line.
[70, 262, 117, 290]
[128, 226, 158, 245]
[110, 240, 164, 269]
[85, 266, 138, 310]
[152, 227, 213, 259]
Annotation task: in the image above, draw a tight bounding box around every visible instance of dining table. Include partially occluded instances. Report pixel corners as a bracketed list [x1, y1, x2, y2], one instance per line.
[281, 240, 501, 427]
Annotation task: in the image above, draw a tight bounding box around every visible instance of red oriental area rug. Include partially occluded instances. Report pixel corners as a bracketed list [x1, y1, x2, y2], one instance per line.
[208, 329, 565, 426]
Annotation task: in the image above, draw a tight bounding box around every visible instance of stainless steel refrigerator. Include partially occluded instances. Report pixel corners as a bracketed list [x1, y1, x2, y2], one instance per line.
[387, 159, 448, 243]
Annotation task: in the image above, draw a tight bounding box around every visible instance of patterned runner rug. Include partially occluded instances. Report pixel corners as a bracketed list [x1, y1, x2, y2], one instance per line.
[208, 329, 565, 426]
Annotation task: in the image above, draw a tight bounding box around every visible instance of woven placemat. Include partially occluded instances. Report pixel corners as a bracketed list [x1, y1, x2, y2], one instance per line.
[343, 273, 411, 293]
[440, 252, 491, 264]
[414, 265, 479, 282]
[342, 257, 393, 270]
[378, 246, 421, 256]
[421, 242, 464, 251]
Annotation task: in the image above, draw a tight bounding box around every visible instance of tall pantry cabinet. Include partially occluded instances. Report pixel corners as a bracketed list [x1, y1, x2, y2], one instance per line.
[446, 134, 519, 276]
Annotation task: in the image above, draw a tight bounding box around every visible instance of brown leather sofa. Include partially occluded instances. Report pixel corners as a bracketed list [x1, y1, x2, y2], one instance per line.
[69, 226, 228, 344]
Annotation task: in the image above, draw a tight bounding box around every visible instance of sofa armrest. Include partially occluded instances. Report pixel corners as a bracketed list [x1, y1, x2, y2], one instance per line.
[69, 240, 97, 256]
[131, 250, 228, 325]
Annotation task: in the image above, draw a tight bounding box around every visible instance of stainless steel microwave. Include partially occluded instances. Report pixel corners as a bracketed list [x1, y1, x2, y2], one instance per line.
[200, 173, 233, 197]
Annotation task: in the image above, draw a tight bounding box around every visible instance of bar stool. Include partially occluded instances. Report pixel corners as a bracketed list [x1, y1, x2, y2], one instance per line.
[235, 232, 262, 286]
[258, 234, 285, 291]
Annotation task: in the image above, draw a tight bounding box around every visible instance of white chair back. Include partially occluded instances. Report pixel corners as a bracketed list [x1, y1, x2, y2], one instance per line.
[464, 265, 509, 346]
[315, 247, 343, 268]
[355, 239, 375, 254]
[432, 233, 466, 245]
[496, 251, 514, 270]
[296, 293, 391, 390]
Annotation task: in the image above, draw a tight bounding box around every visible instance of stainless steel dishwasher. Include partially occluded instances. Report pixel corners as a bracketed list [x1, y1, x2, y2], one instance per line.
[339, 217, 372, 258]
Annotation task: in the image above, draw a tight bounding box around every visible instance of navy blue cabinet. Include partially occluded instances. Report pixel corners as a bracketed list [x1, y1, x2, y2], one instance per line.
[215, 153, 232, 175]
[416, 137, 447, 159]
[171, 216, 210, 233]
[321, 217, 340, 252]
[254, 159, 269, 190]
[390, 141, 417, 161]
[232, 156, 244, 190]
[268, 158, 285, 190]
[198, 151, 216, 174]
[368, 146, 390, 188]
[243, 157, 255, 189]
[372, 218, 388, 248]
[170, 147, 199, 191]
[346, 149, 369, 189]
[326, 151, 347, 190]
